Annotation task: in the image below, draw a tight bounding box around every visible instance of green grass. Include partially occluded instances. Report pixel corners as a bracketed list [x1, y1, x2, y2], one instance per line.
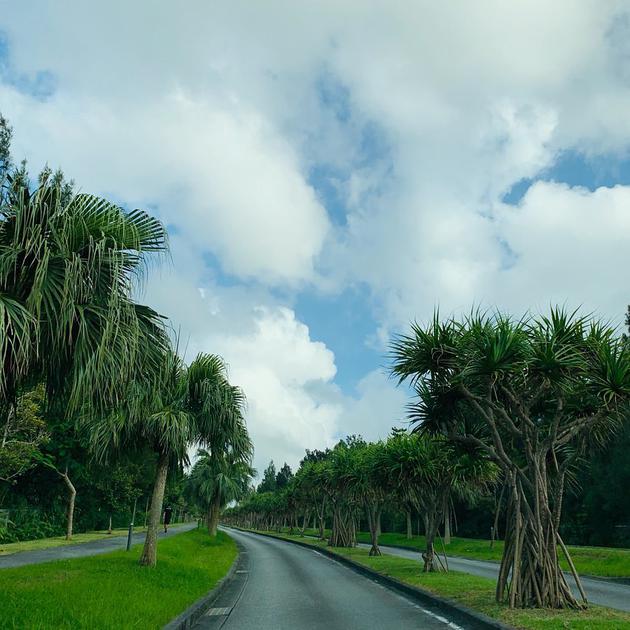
[354, 532, 630, 579]
[0, 527, 149, 556]
[293, 527, 630, 578]
[0, 528, 237, 629]
[263, 530, 630, 629]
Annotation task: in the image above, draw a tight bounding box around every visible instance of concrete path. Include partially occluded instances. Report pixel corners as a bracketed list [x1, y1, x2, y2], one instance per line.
[195, 528, 471, 630]
[359, 542, 630, 612]
[0, 522, 197, 569]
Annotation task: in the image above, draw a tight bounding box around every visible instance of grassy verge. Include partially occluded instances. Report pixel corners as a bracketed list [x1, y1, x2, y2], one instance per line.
[0, 527, 150, 556]
[293, 527, 630, 578]
[0, 528, 237, 629]
[262, 530, 630, 629]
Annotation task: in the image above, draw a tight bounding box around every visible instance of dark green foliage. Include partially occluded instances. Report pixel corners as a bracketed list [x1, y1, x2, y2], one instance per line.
[275, 462, 293, 489]
[258, 460, 277, 493]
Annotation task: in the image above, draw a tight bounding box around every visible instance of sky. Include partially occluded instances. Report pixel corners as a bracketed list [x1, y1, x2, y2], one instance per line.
[2, 1, 630, 476]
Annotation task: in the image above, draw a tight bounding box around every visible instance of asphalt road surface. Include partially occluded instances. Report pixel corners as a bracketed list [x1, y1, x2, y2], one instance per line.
[0, 522, 196, 569]
[195, 529, 470, 630]
[357, 542, 630, 613]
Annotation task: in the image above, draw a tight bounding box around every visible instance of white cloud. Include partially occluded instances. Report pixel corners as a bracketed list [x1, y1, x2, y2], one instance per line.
[146, 263, 405, 472]
[3, 1, 630, 468]
[491, 181, 630, 319]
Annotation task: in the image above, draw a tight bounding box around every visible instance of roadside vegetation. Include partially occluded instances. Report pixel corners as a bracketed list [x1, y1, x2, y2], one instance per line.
[0, 110, 254, 573]
[282, 527, 630, 579]
[352, 532, 630, 579]
[225, 309, 630, 615]
[0, 529, 237, 629]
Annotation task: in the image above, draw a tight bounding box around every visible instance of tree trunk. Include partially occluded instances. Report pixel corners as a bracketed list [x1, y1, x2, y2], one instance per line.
[317, 499, 326, 539]
[406, 510, 413, 539]
[139, 452, 169, 567]
[496, 469, 586, 609]
[60, 469, 76, 541]
[443, 507, 451, 545]
[208, 493, 221, 536]
[366, 505, 382, 556]
[329, 503, 356, 547]
[300, 509, 309, 536]
[108, 514, 112, 535]
[491, 483, 505, 548]
[422, 513, 440, 572]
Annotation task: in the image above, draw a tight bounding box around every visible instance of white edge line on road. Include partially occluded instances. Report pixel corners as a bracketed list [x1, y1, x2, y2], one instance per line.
[414, 605, 464, 629]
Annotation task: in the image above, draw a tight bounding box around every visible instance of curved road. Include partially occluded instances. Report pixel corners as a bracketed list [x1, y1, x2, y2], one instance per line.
[196, 529, 469, 630]
[357, 542, 630, 612]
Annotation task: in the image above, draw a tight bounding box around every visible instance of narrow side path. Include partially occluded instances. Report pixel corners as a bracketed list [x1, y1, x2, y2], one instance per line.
[0, 522, 196, 569]
[359, 542, 630, 613]
[196, 528, 470, 630]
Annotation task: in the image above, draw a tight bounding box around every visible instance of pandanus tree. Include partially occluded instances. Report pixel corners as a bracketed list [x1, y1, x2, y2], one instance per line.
[391, 309, 630, 608]
[375, 430, 497, 571]
[186, 442, 254, 537]
[322, 437, 366, 548]
[296, 448, 331, 538]
[89, 351, 247, 567]
[356, 441, 391, 556]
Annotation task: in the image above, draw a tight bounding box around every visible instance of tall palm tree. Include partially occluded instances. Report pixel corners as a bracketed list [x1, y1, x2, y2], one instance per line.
[186, 444, 254, 536]
[0, 177, 169, 417]
[89, 351, 250, 566]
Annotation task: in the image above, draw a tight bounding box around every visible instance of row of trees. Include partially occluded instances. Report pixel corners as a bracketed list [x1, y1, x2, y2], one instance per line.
[226, 309, 630, 611]
[224, 431, 497, 571]
[0, 112, 253, 566]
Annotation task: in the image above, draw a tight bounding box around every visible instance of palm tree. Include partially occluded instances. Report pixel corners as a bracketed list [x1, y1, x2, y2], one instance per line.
[0, 176, 169, 422]
[89, 351, 250, 566]
[186, 445, 254, 536]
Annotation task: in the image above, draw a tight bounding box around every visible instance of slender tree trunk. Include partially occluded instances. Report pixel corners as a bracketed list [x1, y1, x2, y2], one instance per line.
[443, 505, 451, 545]
[366, 504, 382, 556]
[108, 514, 112, 535]
[406, 510, 413, 539]
[300, 509, 309, 536]
[208, 493, 221, 536]
[422, 513, 440, 572]
[491, 483, 505, 548]
[60, 468, 76, 541]
[317, 499, 326, 539]
[139, 452, 169, 567]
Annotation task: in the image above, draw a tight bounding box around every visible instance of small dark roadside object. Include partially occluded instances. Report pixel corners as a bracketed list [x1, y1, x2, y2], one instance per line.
[164, 506, 173, 533]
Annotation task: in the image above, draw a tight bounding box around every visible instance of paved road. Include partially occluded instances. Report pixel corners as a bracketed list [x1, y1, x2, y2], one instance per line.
[0, 522, 196, 569]
[195, 528, 470, 630]
[357, 542, 630, 612]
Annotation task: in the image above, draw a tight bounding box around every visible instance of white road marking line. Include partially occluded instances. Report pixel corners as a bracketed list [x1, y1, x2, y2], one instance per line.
[205, 607, 232, 616]
[414, 606, 464, 629]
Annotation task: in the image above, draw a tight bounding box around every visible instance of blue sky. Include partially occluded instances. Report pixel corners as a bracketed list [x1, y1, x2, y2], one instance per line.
[2, 1, 630, 471]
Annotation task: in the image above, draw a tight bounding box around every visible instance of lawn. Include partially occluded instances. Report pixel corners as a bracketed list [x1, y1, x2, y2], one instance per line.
[0, 527, 149, 556]
[0, 528, 237, 629]
[293, 527, 630, 578]
[263, 530, 630, 629]
[354, 531, 630, 579]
